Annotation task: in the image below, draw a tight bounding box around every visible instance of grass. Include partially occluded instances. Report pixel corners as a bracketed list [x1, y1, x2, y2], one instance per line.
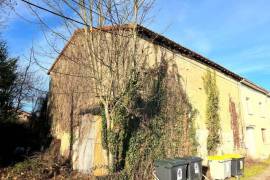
[231, 157, 270, 180]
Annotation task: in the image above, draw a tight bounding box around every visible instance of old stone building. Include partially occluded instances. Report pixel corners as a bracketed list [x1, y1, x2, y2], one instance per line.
[48, 25, 270, 175]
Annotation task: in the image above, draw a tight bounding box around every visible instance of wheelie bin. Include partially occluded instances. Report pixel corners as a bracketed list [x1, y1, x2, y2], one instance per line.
[224, 154, 245, 177]
[154, 159, 189, 180]
[208, 155, 232, 179]
[177, 156, 203, 180]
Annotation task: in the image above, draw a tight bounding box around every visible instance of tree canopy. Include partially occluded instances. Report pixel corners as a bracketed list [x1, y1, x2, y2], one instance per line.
[0, 40, 18, 122]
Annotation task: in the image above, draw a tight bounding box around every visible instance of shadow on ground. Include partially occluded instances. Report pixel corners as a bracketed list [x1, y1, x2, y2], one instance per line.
[0, 119, 52, 167]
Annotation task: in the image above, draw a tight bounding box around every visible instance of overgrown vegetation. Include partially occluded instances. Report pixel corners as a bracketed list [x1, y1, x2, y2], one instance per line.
[0, 94, 52, 167]
[0, 38, 42, 124]
[0, 143, 73, 180]
[0, 39, 50, 166]
[0, 39, 18, 123]
[30, 95, 52, 150]
[229, 97, 241, 150]
[100, 60, 198, 179]
[203, 70, 221, 155]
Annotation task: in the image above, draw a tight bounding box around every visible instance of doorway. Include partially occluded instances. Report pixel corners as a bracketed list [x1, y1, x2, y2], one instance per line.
[73, 115, 97, 174]
[246, 126, 256, 157]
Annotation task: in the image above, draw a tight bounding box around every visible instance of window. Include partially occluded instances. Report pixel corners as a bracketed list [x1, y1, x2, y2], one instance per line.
[259, 102, 265, 118]
[261, 128, 267, 144]
[246, 97, 253, 115]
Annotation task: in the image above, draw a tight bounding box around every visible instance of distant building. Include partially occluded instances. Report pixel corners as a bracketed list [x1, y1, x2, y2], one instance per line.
[240, 80, 270, 159]
[17, 110, 31, 123]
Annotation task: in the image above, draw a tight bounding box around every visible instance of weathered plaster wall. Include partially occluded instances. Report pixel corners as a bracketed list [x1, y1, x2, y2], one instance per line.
[140, 38, 245, 162]
[48, 33, 108, 175]
[139, 35, 270, 160]
[240, 84, 270, 159]
[49, 30, 269, 176]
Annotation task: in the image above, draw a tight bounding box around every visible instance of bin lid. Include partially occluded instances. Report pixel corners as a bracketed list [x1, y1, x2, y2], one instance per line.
[176, 156, 203, 163]
[207, 155, 231, 161]
[154, 159, 188, 168]
[223, 154, 243, 159]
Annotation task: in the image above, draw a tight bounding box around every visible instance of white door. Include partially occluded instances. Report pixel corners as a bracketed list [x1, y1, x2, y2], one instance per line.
[73, 116, 97, 174]
[246, 126, 256, 157]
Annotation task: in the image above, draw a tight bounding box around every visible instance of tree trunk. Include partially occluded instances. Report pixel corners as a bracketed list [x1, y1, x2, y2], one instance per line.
[103, 101, 113, 168]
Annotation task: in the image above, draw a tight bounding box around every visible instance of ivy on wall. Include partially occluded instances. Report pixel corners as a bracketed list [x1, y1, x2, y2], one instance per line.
[163, 63, 198, 157]
[229, 97, 240, 149]
[101, 71, 141, 172]
[124, 61, 168, 179]
[100, 60, 198, 179]
[203, 70, 221, 155]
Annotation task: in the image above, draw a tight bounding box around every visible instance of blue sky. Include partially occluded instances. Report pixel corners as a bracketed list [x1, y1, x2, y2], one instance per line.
[150, 0, 270, 90]
[2, 0, 270, 93]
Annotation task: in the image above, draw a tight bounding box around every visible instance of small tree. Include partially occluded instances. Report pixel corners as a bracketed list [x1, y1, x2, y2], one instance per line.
[0, 39, 41, 122]
[0, 40, 18, 122]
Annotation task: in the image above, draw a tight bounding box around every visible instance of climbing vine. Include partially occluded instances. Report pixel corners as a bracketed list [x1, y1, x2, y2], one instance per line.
[203, 70, 221, 155]
[124, 61, 168, 179]
[161, 63, 198, 157]
[229, 97, 240, 149]
[101, 59, 198, 179]
[101, 71, 141, 172]
[101, 109, 108, 150]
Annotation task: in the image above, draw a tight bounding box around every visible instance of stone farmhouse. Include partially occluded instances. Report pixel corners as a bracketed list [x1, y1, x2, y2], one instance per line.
[48, 25, 270, 175]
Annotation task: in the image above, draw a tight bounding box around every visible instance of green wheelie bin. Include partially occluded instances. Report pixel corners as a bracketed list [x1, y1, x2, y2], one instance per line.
[154, 159, 188, 180]
[224, 154, 245, 177]
[177, 156, 203, 180]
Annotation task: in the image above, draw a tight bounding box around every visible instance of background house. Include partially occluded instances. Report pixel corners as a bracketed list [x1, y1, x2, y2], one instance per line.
[17, 110, 31, 124]
[240, 80, 270, 159]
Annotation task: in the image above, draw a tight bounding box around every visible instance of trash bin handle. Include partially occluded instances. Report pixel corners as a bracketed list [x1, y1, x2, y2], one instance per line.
[153, 170, 160, 180]
[202, 174, 211, 180]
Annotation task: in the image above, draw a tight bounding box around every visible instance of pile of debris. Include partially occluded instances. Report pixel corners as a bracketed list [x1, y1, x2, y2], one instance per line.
[0, 154, 70, 179]
[0, 140, 93, 179]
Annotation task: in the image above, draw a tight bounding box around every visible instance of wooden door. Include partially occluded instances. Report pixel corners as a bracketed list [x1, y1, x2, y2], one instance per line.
[73, 115, 97, 174]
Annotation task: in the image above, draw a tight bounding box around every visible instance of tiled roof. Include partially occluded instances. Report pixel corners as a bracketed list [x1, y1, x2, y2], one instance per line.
[48, 24, 269, 95]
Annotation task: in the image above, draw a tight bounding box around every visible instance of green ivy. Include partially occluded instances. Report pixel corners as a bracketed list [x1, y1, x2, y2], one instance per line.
[101, 61, 198, 179]
[101, 108, 108, 150]
[125, 116, 166, 179]
[203, 70, 221, 155]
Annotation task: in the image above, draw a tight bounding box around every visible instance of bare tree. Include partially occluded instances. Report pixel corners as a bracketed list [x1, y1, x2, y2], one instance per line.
[21, 0, 155, 168]
[0, 0, 16, 26]
[0, 0, 9, 6]
[23, 1, 155, 121]
[0, 38, 44, 123]
[14, 47, 45, 111]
